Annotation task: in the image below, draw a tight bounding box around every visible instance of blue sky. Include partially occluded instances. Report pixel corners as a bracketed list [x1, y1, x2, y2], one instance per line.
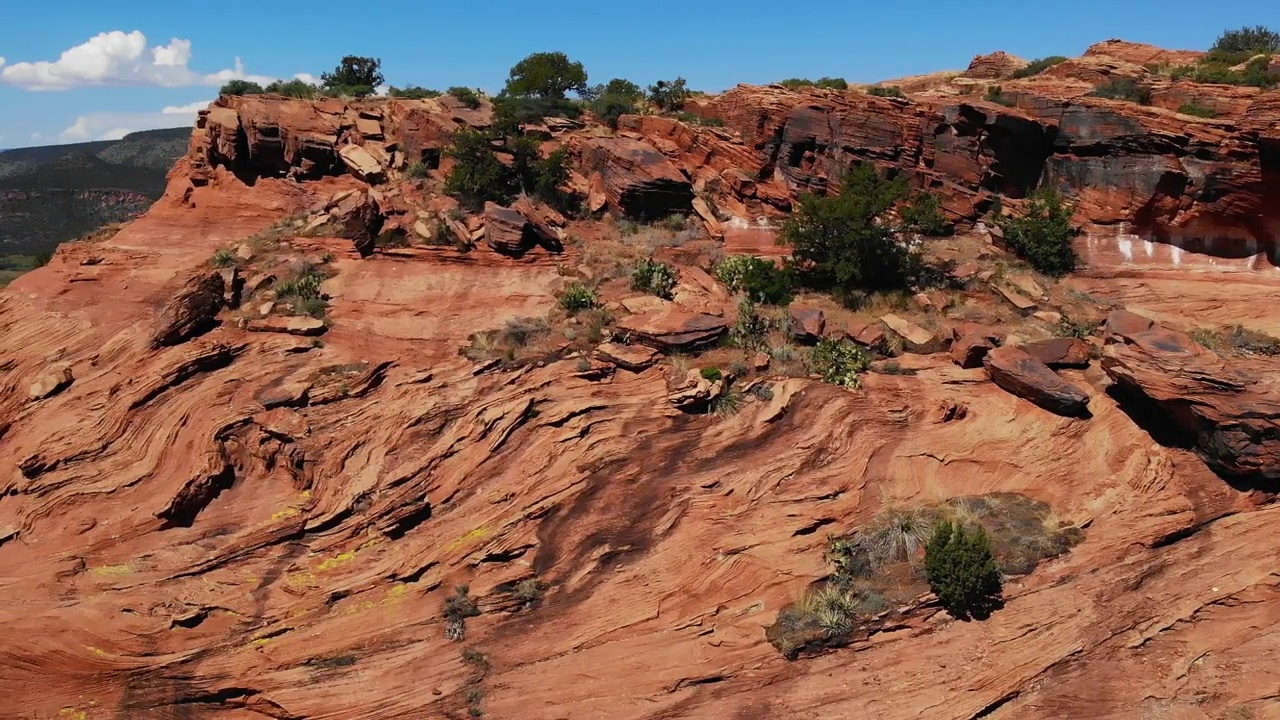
[0, 0, 1273, 148]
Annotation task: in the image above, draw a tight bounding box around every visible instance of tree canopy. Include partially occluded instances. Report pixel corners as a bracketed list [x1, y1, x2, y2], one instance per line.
[503, 52, 589, 99]
[321, 56, 384, 97]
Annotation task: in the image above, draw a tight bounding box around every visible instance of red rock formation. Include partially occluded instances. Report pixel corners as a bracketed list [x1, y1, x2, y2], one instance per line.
[983, 345, 1091, 416]
[963, 51, 1029, 80]
[1102, 320, 1280, 480]
[1084, 39, 1204, 68]
[577, 136, 695, 220]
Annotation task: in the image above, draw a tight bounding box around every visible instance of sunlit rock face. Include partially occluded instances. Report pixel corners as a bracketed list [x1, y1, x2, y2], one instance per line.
[1079, 223, 1280, 273]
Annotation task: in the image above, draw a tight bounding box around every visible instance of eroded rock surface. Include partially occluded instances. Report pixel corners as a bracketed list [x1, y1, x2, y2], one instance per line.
[984, 345, 1091, 416]
[1102, 324, 1280, 481]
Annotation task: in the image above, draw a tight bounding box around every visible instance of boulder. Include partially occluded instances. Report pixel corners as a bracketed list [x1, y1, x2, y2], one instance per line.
[847, 321, 887, 350]
[338, 144, 386, 183]
[752, 351, 771, 371]
[881, 314, 939, 354]
[962, 51, 1030, 79]
[1021, 337, 1092, 368]
[1101, 325, 1280, 481]
[983, 346, 1091, 417]
[28, 366, 74, 400]
[951, 323, 1006, 369]
[616, 308, 728, 351]
[330, 190, 385, 257]
[1103, 309, 1156, 344]
[152, 271, 225, 348]
[246, 316, 328, 336]
[593, 343, 659, 372]
[484, 202, 535, 256]
[789, 306, 826, 344]
[513, 197, 567, 249]
[579, 137, 694, 220]
[217, 267, 241, 308]
[667, 369, 722, 412]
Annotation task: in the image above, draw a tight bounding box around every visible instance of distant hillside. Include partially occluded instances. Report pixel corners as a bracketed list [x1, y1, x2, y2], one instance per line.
[0, 126, 191, 256]
[0, 127, 191, 181]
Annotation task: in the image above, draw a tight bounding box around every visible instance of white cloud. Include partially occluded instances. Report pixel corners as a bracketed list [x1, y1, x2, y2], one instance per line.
[0, 31, 275, 91]
[59, 100, 208, 141]
[293, 73, 319, 85]
[99, 127, 134, 141]
[161, 100, 212, 115]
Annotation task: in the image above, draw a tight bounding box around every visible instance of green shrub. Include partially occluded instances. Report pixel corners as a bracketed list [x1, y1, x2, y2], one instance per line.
[1193, 325, 1280, 356]
[32, 251, 53, 268]
[899, 191, 949, 235]
[1055, 315, 1098, 339]
[443, 585, 481, 641]
[1089, 78, 1153, 105]
[710, 384, 745, 417]
[510, 578, 547, 605]
[648, 78, 691, 111]
[447, 86, 482, 109]
[211, 247, 237, 268]
[405, 161, 432, 178]
[503, 51, 588, 99]
[714, 255, 794, 305]
[985, 85, 1014, 106]
[700, 366, 723, 382]
[631, 257, 679, 299]
[1208, 25, 1280, 60]
[592, 94, 639, 129]
[491, 95, 581, 133]
[780, 77, 848, 90]
[558, 282, 599, 312]
[444, 129, 515, 211]
[995, 186, 1078, 276]
[321, 56, 383, 98]
[275, 262, 329, 318]
[390, 85, 442, 99]
[1240, 56, 1280, 89]
[266, 79, 319, 98]
[780, 163, 925, 295]
[924, 520, 1003, 620]
[582, 78, 644, 103]
[220, 79, 264, 96]
[1177, 101, 1219, 118]
[1011, 56, 1069, 79]
[730, 297, 773, 349]
[867, 85, 906, 99]
[808, 338, 870, 387]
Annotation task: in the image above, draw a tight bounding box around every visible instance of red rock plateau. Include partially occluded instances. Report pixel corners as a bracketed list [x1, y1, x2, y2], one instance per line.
[2, 39, 1279, 720]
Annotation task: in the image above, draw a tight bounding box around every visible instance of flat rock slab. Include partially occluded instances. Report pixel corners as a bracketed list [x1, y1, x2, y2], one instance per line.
[881, 314, 937, 353]
[995, 284, 1037, 312]
[1102, 324, 1280, 480]
[951, 323, 1006, 369]
[617, 308, 728, 351]
[1104, 309, 1156, 344]
[984, 345, 1090, 417]
[338, 144, 385, 183]
[790, 306, 826, 344]
[1021, 337, 1092, 368]
[593, 343, 660, 371]
[246, 316, 328, 337]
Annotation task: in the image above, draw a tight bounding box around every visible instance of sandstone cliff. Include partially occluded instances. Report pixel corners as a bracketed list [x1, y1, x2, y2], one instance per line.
[1, 39, 1279, 720]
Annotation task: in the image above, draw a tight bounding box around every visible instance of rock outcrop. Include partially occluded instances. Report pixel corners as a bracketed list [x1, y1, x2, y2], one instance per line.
[1021, 337, 1092, 368]
[151, 271, 225, 347]
[983, 345, 1091, 416]
[951, 323, 1005, 368]
[616, 306, 729, 351]
[579, 136, 695, 220]
[963, 51, 1029, 79]
[1102, 324, 1280, 481]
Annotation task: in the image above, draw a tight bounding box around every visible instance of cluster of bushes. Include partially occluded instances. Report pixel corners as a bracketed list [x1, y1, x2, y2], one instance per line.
[219, 78, 320, 98]
[985, 84, 1014, 106]
[1089, 78, 1153, 105]
[779, 163, 948, 304]
[442, 128, 573, 212]
[714, 255, 794, 306]
[867, 86, 906, 99]
[779, 77, 849, 91]
[767, 494, 1082, 659]
[1178, 101, 1219, 118]
[1011, 56, 1068, 79]
[1192, 324, 1280, 356]
[1166, 26, 1280, 88]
